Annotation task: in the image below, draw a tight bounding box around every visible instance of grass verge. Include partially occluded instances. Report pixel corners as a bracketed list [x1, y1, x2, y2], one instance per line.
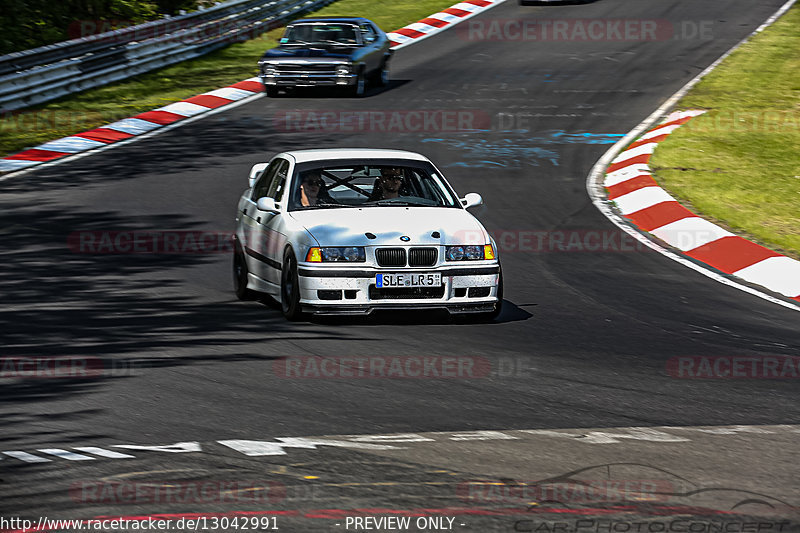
[649, 6, 800, 259]
[0, 0, 460, 158]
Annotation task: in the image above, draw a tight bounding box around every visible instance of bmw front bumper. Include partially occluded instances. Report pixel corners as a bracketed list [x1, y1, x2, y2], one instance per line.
[296, 264, 501, 315]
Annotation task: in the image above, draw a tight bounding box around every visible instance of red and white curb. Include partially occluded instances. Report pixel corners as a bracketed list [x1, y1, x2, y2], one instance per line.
[605, 110, 800, 303]
[0, 0, 506, 176]
[586, 0, 800, 311]
[387, 0, 505, 49]
[0, 78, 265, 174]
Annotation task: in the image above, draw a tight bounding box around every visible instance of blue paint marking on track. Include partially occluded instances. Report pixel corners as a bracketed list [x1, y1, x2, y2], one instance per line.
[423, 131, 623, 168]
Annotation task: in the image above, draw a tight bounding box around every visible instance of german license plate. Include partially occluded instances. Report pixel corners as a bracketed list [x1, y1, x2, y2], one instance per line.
[376, 273, 441, 288]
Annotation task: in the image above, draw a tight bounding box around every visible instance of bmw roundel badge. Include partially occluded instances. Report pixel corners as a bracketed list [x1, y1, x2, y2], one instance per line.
[400, 236, 411, 242]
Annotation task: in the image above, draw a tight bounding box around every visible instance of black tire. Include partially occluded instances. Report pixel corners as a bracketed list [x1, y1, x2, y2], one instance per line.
[280, 249, 303, 320]
[350, 67, 366, 97]
[233, 241, 257, 301]
[488, 268, 504, 320]
[264, 85, 279, 97]
[477, 268, 503, 322]
[373, 59, 390, 86]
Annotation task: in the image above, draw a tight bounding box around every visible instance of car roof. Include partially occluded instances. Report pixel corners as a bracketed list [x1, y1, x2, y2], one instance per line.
[279, 149, 431, 164]
[290, 17, 372, 24]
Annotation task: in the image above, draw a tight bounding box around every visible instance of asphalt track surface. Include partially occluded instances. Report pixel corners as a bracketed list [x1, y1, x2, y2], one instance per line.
[1, 0, 799, 529]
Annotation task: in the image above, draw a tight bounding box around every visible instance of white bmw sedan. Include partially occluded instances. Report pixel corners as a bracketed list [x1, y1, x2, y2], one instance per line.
[233, 149, 502, 320]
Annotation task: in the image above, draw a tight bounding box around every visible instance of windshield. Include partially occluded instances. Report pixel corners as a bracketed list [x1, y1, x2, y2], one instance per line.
[281, 23, 359, 46]
[289, 162, 459, 211]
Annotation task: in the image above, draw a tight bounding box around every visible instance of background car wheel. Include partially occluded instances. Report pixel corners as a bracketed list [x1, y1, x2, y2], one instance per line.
[264, 86, 279, 97]
[233, 242, 256, 301]
[350, 67, 366, 97]
[377, 60, 389, 86]
[281, 249, 303, 320]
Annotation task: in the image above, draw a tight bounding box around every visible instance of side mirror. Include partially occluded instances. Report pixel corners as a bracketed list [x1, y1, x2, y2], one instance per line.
[460, 192, 483, 209]
[256, 197, 280, 213]
[249, 163, 269, 188]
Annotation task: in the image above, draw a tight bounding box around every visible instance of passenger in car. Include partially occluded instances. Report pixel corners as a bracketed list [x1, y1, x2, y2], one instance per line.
[368, 167, 405, 200]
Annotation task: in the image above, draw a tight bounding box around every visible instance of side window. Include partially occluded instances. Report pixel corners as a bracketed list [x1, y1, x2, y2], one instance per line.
[267, 160, 290, 202]
[252, 159, 281, 201]
[360, 24, 377, 43]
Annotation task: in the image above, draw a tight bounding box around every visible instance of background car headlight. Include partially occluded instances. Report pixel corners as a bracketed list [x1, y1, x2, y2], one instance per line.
[261, 63, 277, 76]
[336, 64, 351, 76]
[446, 245, 493, 261]
[306, 247, 366, 262]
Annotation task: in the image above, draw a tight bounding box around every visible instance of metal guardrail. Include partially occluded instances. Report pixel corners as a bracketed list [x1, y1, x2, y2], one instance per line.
[0, 0, 338, 112]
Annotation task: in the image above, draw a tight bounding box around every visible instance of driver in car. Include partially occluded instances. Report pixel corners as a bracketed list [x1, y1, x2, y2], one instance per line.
[370, 167, 405, 200]
[300, 170, 326, 206]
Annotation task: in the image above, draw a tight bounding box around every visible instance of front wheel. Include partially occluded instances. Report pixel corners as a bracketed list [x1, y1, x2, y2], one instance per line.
[350, 67, 366, 97]
[281, 250, 303, 320]
[376, 59, 389, 86]
[233, 242, 256, 300]
[264, 85, 279, 97]
[480, 269, 504, 321]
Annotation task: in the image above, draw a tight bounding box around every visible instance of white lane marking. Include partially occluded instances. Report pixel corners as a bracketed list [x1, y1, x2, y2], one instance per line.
[428, 12, 461, 24]
[733, 256, 800, 298]
[203, 87, 254, 101]
[387, 33, 413, 43]
[520, 428, 690, 444]
[452, 2, 484, 13]
[157, 101, 211, 117]
[38, 448, 95, 461]
[605, 164, 651, 187]
[671, 426, 776, 435]
[113, 441, 201, 453]
[651, 217, 734, 251]
[341, 433, 436, 443]
[0, 159, 44, 171]
[74, 446, 136, 458]
[3, 451, 52, 462]
[614, 186, 675, 215]
[5, 425, 800, 463]
[217, 437, 399, 457]
[611, 142, 657, 164]
[405, 22, 439, 34]
[449, 430, 518, 441]
[640, 124, 682, 141]
[104, 118, 162, 135]
[35, 137, 107, 154]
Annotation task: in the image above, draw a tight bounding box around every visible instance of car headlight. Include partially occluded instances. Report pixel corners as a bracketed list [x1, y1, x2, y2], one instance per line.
[306, 247, 366, 262]
[336, 64, 351, 76]
[445, 244, 495, 261]
[261, 62, 277, 76]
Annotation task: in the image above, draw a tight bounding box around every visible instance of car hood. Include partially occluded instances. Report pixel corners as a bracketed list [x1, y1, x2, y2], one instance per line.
[289, 207, 488, 247]
[262, 46, 356, 61]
